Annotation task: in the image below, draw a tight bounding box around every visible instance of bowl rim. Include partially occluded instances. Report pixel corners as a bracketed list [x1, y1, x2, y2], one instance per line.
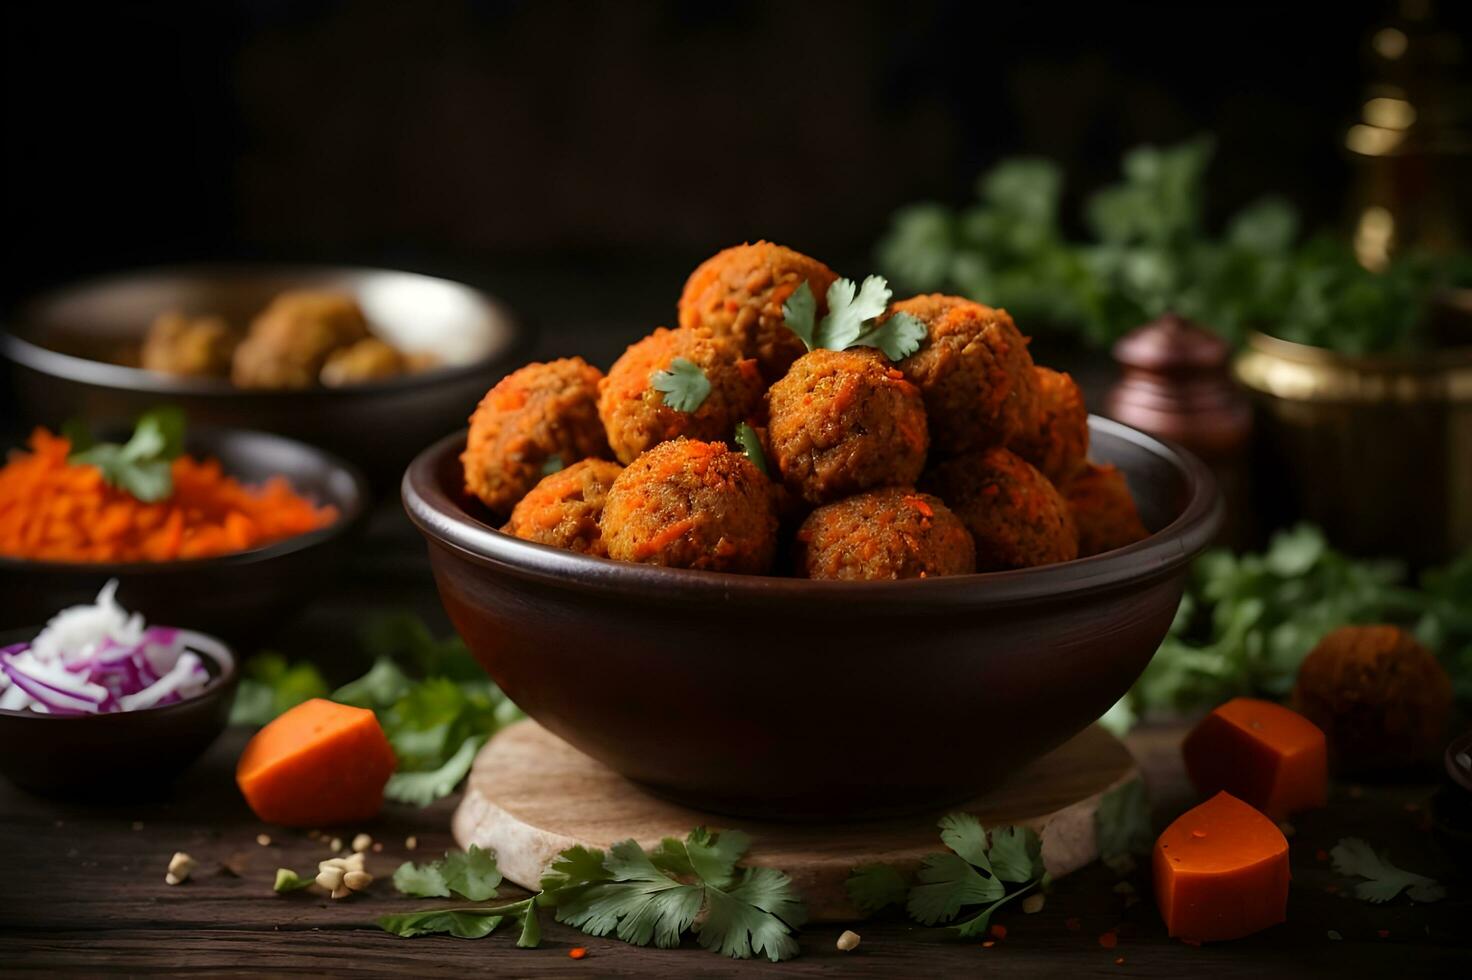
[0, 625, 238, 722]
[402, 416, 1223, 609]
[0, 425, 370, 574]
[0, 262, 523, 398]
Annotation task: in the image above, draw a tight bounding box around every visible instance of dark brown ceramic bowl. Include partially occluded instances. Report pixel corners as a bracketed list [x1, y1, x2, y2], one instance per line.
[404, 417, 1221, 820]
[1, 264, 525, 485]
[0, 627, 237, 799]
[0, 427, 368, 646]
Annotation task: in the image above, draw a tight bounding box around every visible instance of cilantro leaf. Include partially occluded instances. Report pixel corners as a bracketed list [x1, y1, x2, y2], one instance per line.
[852, 310, 926, 360]
[845, 863, 908, 913]
[951, 875, 1047, 937]
[699, 866, 805, 962]
[556, 839, 703, 948]
[229, 652, 329, 726]
[907, 817, 1046, 932]
[781, 281, 818, 350]
[273, 868, 313, 893]
[384, 734, 488, 807]
[684, 826, 749, 888]
[820, 275, 892, 350]
[1331, 838, 1445, 904]
[68, 406, 187, 503]
[907, 852, 1004, 925]
[985, 825, 1043, 883]
[650, 357, 711, 412]
[1095, 778, 1153, 859]
[332, 656, 413, 710]
[377, 908, 509, 939]
[442, 844, 503, 901]
[733, 422, 769, 477]
[540, 844, 612, 897]
[393, 860, 451, 898]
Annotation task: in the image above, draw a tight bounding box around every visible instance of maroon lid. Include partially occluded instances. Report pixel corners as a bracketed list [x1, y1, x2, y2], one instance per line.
[1112, 313, 1230, 374]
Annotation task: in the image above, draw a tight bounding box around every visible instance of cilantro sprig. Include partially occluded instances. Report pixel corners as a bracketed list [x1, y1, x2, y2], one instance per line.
[66, 406, 186, 503]
[650, 356, 711, 412]
[782, 275, 926, 361]
[544, 828, 807, 962]
[1330, 838, 1445, 904]
[394, 844, 503, 901]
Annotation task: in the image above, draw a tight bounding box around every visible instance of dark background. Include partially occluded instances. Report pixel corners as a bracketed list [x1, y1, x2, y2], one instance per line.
[5, 0, 1462, 347]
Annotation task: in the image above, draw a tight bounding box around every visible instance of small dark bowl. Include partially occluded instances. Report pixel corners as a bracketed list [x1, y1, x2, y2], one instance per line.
[0, 427, 368, 645]
[0, 626, 238, 798]
[1, 264, 525, 485]
[404, 417, 1222, 820]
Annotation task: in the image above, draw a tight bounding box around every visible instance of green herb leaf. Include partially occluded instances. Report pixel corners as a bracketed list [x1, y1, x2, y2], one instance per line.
[384, 734, 488, 807]
[733, 422, 769, 477]
[781, 281, 818, 350]
[68, 406, 188, 503]
[650, 357, 711, 413]
[907, 817, 1045, 932]
[852, 310, 926, 360]
[1331, 838, 1445, 904]
[984, 825, 1043, 883]
[60, 418, 95, 454]
[393, 860, 451, 899]
[846, 863, 909, 913]
[1095, 778, 1152, 859]
[332, 656, 413, 710]
[699, 866, 804, 962]
[820, 275, 892, 351]
[273, 868, 313, 893]
[540, 454, 565, 476]
[377, 908, 509, 939]
[229, 652, 329, 726]
[441, 844, 503, 901]
[540, 843, 612, 897]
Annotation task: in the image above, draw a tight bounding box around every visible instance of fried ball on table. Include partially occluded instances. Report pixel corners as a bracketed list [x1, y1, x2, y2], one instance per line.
[766, 348, 929, 506]
[891, 294, 1039, 455]
[678, 241, 839, 383]
[231, 290, 370, 389]
[1063, 462, 1149, 557]
[796, 487, 974, 580]
[598, 326, 764, 464]
[600, 438, 777, 574]
[141, 312, 238, 377]
[923, 446, 1077, 570]
[320, 337, 410, 387]
[1011, 366, 1088, 483]
[462, 357, 612, 514]
[503, 458, 624, 556]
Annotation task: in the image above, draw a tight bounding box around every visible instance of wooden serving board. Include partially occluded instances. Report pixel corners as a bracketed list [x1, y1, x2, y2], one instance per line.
[453, 720, 1139, 922]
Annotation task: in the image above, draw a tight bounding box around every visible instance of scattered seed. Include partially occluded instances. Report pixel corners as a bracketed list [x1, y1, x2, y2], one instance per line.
[1022, 894, 1046, 914]
[343, 870, 373, 892]
[1115, 956, 1125, 965]
[330, 885, 351, 900]
[836, 929, 861, 952]
[352, 833, 373, 853]
[256, 834, 272, 847]
[164, 852, 197, 887]
[982, 940, 995, 948]
[329, 837, 344, 852]
[343, 853, 366, 873]
[372, 842, 384, 853]
[316, 867, 345, 892]
[1327, 930, 1342, 941]
[990, 923, 1007, 940]
[405, 836, 418, 851]
[1099, 931, 1119, 949]
[568, 947, 588, 960]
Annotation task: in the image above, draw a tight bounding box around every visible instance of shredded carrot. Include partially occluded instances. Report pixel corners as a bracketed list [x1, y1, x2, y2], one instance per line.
[0, 428, 338, 563]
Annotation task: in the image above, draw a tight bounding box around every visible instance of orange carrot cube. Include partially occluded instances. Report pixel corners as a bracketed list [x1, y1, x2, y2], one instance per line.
[1182, 697, 1327, 819]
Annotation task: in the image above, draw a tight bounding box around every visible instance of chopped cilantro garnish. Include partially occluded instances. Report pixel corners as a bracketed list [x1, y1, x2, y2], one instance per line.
[650, 356, 711, 412]
[1330, 838, 1445, 903]
[66, 406, 186, 503]
[781, 275, 926, 361]
[907, 814, 1047, 936]
[733, 422, 769, 477]
[273, 868, 313, 893]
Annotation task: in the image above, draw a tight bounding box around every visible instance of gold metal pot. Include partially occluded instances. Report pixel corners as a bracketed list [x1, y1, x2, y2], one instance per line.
[1234, 331, 1472, 565]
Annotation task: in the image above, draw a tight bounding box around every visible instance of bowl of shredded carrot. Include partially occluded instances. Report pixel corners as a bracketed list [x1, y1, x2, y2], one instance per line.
[0, 416, 367, 640]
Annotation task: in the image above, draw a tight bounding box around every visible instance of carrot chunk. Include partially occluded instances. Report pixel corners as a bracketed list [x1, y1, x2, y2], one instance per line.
[1182, 697, 1327, 819]
[1153, 792, 1289, 942]
[236, 699, 396, 826]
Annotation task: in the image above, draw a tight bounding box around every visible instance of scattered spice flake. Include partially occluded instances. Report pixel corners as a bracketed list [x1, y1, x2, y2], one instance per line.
[990, 924, 1007, 940]
[568, 947, 588, 960]
[1065, 917, 1082, 931]
[982, 940, 996, 948]
[1099, 931, 1119, 949]
[1327, 930, 1343, 941]
[1115, 956, 1126, 965]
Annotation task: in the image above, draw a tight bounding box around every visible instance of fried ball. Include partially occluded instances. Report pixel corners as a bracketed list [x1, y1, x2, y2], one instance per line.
[231, 290, 370, 389]
[923, 446, 1077, 570]
[678, 241, 839, 382]
[320, 337, 409, 387]
[796, 487, 974, 580]
[462, 358, 612, 514]
[601, 438, 777, 574]
[1064, 462, 1149, 557]
[767, 348, 929, 506]
[141, 312, 237, 377]
[892, 294, 1039, 455]
[503, 458, 624, 556]
[1292, 625, 1453, 773]
[1011, 367, 1088, 483]
[598, 326, 764, 464]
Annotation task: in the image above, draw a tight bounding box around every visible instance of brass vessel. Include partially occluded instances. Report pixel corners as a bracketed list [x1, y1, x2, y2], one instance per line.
[1235, 330, 1472, 565]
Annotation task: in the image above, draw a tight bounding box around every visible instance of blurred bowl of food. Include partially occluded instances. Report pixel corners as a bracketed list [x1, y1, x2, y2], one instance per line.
[1, 264, 525, 483]
[0, 421, 368, 642]
[1235, 330, 1472, 566]
[404, 417, 1221, 819]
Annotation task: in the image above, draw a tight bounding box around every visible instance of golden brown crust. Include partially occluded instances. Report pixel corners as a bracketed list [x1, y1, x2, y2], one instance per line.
[677, 241, 838, 383]
[796, 487, 974, 580]
[231, 291, 370, 389]
[922, 446, 1077, 570]
[598, 327, 764, 464]
[141, 312, 238, 377]
[320, 337, 409, 387]
[1291, 625, 1453, 773]
[600, 438, 777, 574]
[461, 358, 612, 514]
[766, 348, 929, 506]
[1012, 367, 1089, 483]
[1063, 462, 1149, 557]
[504, 458, 624, 556]
[893, 294, 1038, 455]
